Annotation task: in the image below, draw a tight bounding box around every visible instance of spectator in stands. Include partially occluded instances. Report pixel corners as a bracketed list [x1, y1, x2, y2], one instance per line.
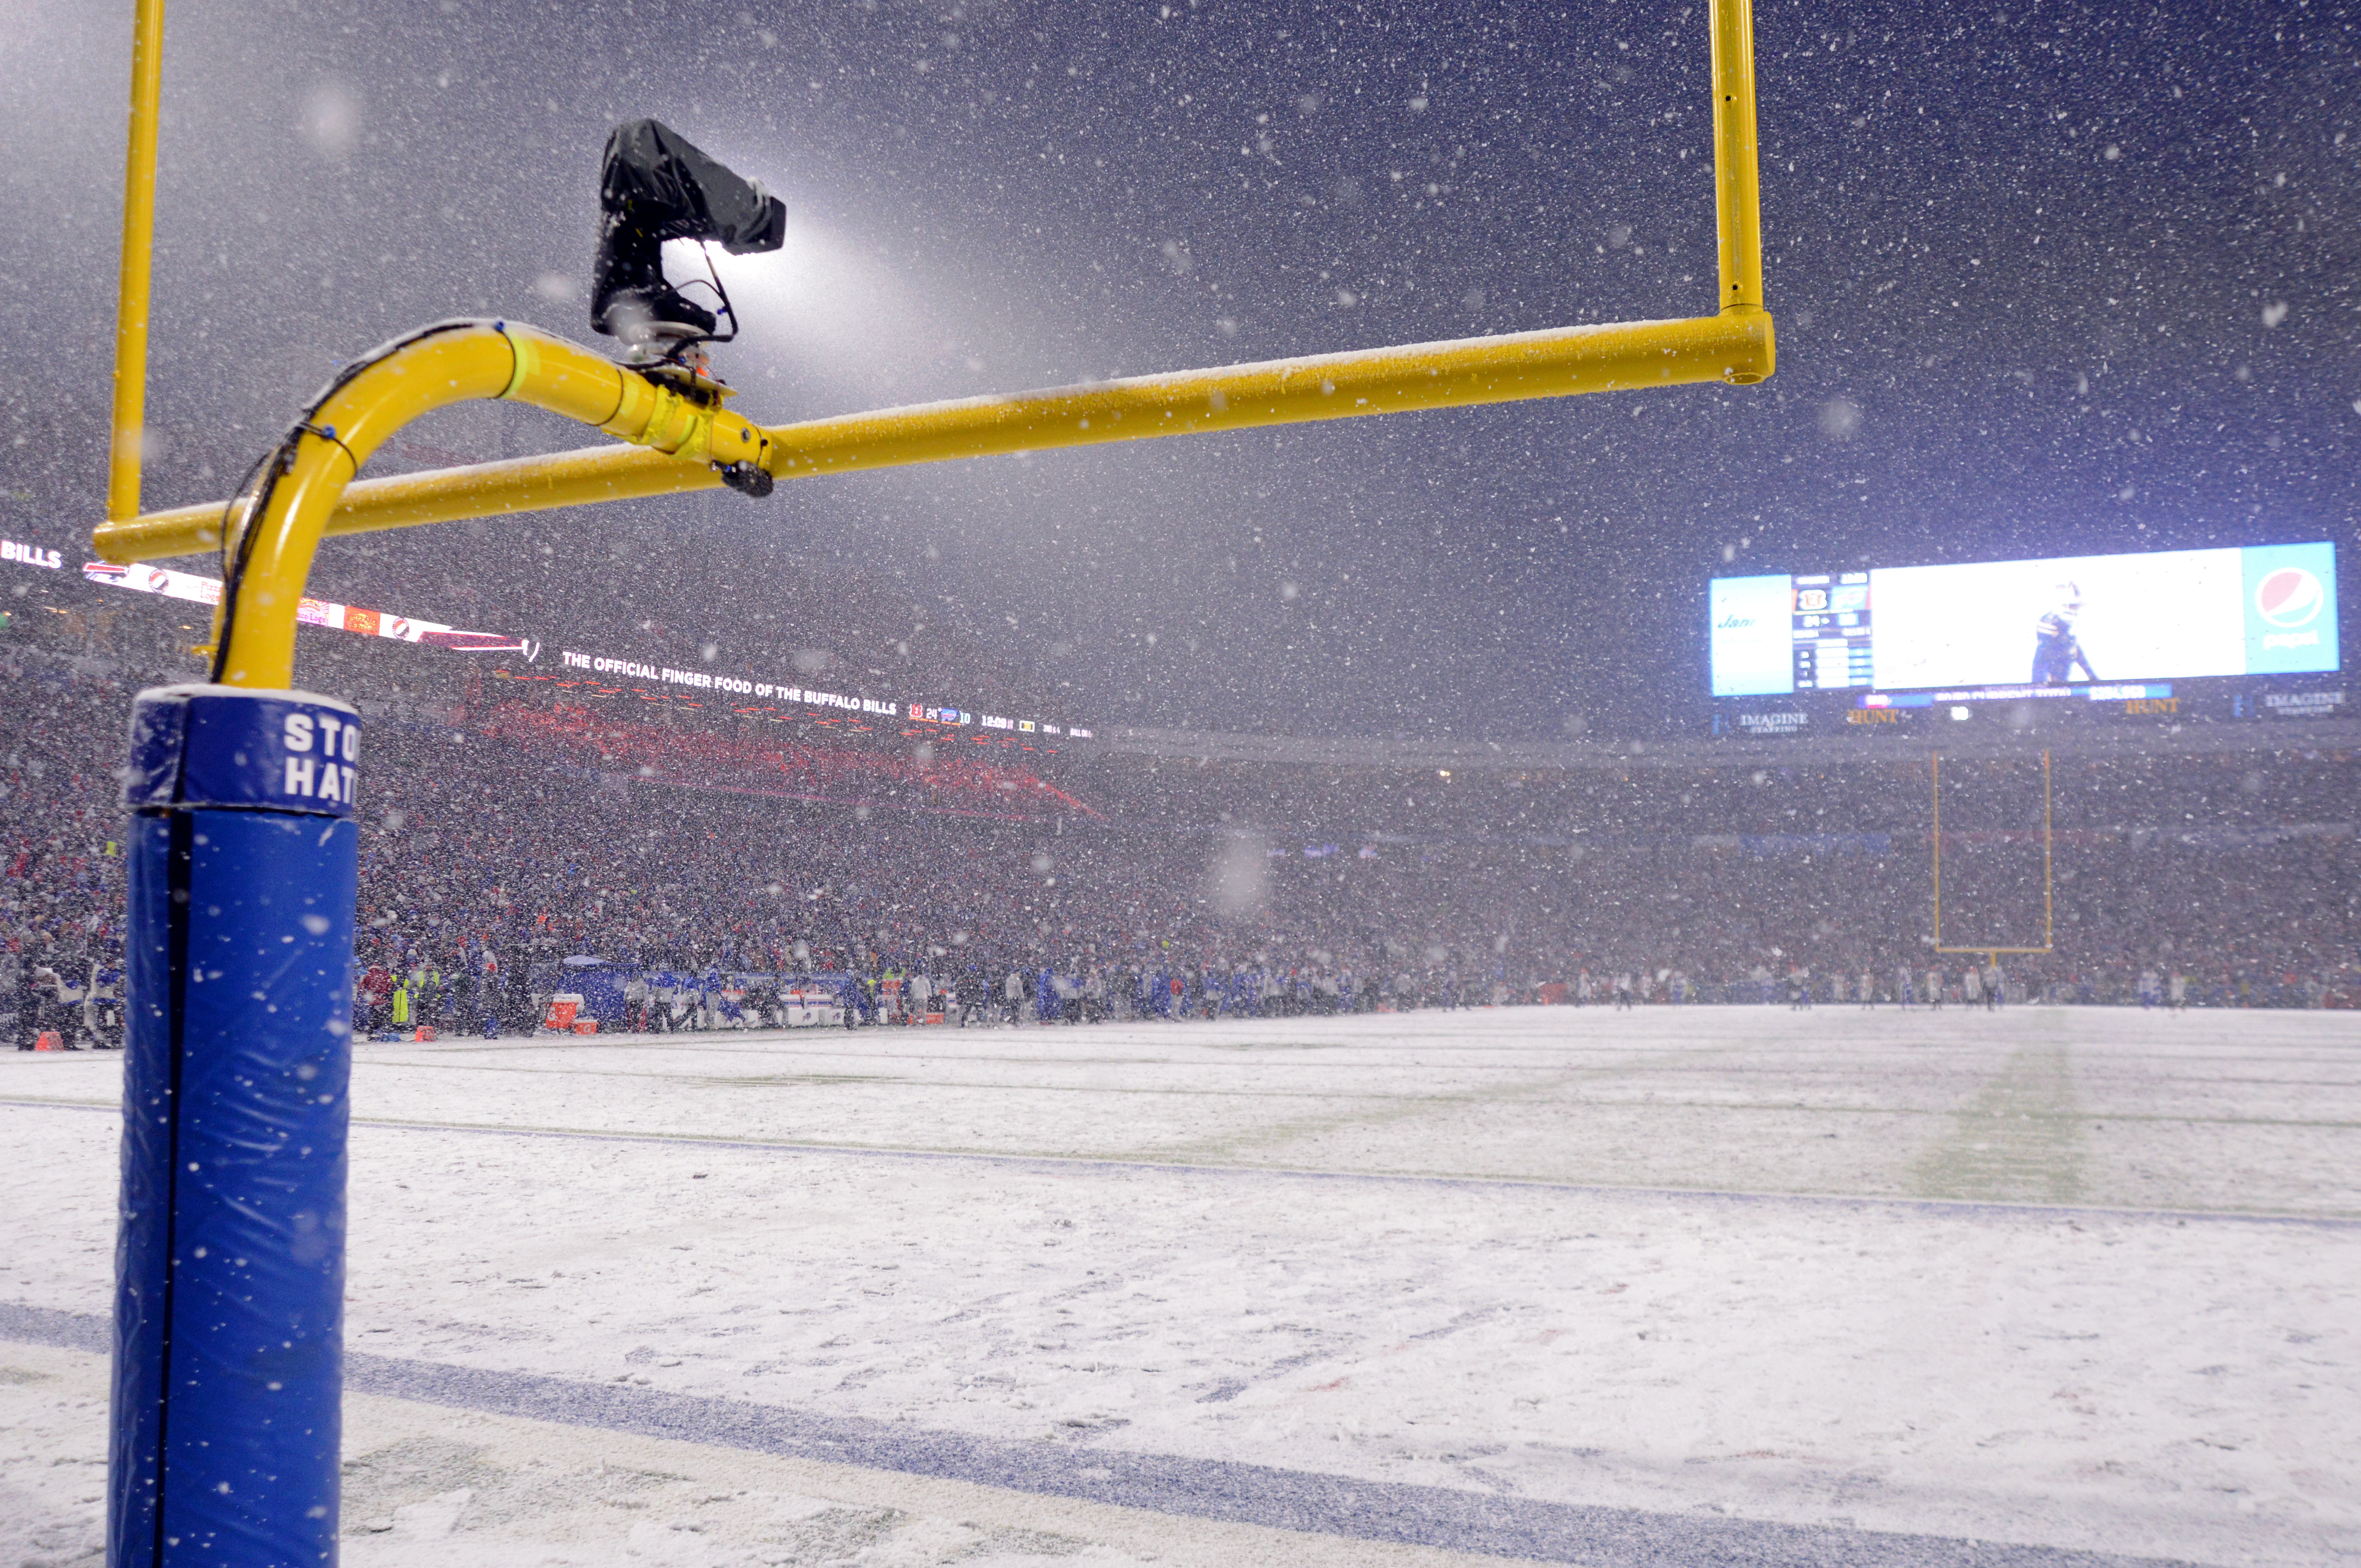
[2, 647, 2357, 1032]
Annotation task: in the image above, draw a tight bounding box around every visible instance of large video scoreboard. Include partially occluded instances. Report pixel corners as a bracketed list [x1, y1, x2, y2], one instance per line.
[1708, 541, 2341, 732]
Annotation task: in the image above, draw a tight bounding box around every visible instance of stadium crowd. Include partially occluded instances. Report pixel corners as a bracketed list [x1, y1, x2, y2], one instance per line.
[4, 651, 2357, 1047]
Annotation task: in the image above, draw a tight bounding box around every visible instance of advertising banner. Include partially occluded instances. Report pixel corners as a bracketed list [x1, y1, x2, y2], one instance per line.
[82, 561, 533, 654]
[66, 558, 1099, 745]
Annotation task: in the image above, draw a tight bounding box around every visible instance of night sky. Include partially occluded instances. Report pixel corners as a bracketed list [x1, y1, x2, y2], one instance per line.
[2, 0, 2352, 738]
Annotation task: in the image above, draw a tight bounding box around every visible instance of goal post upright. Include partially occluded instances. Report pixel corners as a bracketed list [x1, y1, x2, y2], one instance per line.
[104, 0, 165, 526]
[1711, 0, 1766, 316]
[1931, 751, 1943, 951]
[93, 2, 1782, 1562]
[2042, 747, 2055, 953]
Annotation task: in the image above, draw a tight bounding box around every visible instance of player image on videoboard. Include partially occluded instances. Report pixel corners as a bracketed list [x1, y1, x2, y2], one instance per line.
[2030, 582, 2099, 685]
[1871, 549, 2247, 691]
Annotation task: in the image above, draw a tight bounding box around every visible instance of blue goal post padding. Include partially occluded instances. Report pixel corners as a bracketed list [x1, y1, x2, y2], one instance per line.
[114, 686, 361, 1567]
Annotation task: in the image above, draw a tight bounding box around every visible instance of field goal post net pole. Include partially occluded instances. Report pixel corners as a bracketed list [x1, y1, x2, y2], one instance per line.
[95, 2, 1776, 1562]
[1930, 749, 2056, 975]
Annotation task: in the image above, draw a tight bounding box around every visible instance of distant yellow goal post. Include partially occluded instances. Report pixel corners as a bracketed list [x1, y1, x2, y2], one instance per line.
[1930, 749, 2055, 964]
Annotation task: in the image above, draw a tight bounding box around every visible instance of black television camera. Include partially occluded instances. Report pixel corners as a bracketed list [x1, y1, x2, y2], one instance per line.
[590, 118, 785, 359]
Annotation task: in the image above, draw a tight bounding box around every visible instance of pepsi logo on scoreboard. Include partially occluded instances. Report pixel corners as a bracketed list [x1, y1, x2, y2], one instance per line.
[2243, 543, 2338, 672]
[2255, 567, 2324, 629]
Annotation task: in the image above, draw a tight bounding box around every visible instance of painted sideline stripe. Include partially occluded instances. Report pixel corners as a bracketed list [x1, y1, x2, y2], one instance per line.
[0, 1302, 2189, 1568]
[3, 1094, 2356, 1228]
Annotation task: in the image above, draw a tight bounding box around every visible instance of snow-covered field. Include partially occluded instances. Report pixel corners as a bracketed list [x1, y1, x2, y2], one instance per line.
[5, 1005, 2358, 1566]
